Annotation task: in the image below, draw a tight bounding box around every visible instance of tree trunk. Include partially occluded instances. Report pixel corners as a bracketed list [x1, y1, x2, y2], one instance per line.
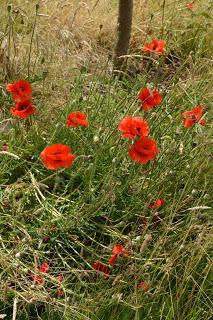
[113, 0, 133, 71]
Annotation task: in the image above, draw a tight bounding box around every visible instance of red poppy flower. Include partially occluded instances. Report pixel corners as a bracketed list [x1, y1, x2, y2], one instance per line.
[182, 106, 206, 128]
[109, 254, 118, 266]
[137, 281, 150, 291]
[31, 262, 49, 284]
[109, 244, 125, 266]
[129, 136, 158, 165]
[112, 244, 125, 255]
[40, 144, 75, 170]
[92, 260, 109, 276]
[2, 145, 9, 151]
[10, 100, 36, 119]
[6, 80, 32, 102]
[57, 275, 63, 284]
[38, 262, 49, 273]
[143, 39, 165, 54]
[56, 275, 63, 298]
[66, 111, 89, 128]
[138, 87, 162, 111]
[31, 275, 44, 284]
[149, 198, 165, 209]
[57, 288, 63, 298]
[186, 2, 193, 10]
[118, 116, 149, 139]
[109, 244, 130, 266]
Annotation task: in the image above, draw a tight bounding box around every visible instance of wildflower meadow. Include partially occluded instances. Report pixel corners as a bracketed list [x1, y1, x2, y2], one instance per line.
[0, 1, 212, 319]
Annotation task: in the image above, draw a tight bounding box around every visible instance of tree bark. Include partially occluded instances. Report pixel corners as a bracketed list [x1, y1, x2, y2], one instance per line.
[113, 0, 133, 71]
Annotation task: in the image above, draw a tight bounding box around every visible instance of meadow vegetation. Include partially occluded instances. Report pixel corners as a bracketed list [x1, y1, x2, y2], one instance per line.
[0, 1, 212, 319]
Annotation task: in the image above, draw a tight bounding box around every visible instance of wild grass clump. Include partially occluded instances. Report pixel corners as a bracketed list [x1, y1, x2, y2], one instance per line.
[0, 1, 212, 319]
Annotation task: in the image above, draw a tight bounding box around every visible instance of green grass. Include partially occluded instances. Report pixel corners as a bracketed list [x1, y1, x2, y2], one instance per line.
[0, 1, 213, 319]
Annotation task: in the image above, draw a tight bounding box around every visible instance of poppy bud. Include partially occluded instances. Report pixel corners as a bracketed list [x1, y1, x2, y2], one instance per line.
[42, 236, 50, 243]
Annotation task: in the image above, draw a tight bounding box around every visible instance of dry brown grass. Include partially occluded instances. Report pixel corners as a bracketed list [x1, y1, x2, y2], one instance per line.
[0, 0, 212, 112]
[0, 1, 118, 109]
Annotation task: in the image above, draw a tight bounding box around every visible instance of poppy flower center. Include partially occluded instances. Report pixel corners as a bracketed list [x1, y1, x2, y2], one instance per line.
[189, 115, 197, 120]
[18, 104, 28, 111]
[142, 144, 151, 150]
[137, 149, 148, 156]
